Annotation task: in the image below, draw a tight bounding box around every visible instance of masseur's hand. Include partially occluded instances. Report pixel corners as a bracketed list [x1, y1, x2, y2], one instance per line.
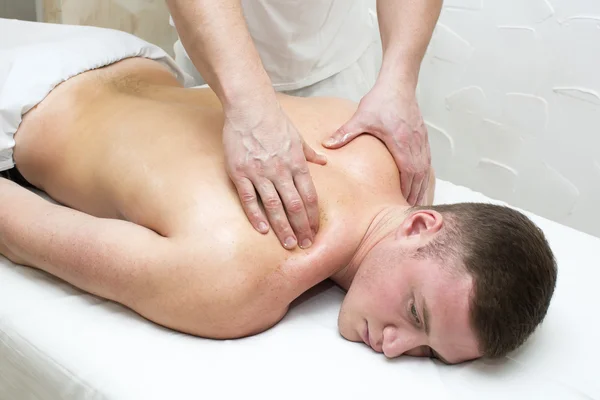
[223, 101, 327, 250]
[323, 83, 431, 206]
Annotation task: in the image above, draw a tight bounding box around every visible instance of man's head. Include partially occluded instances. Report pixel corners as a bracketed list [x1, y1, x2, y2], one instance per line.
[338, 203, 557, 364]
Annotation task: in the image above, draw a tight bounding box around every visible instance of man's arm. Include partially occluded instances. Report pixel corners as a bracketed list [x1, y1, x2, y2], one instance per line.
[165, 0, 271, 110]
[323, 0, 442, 206]
[0, 178, 172, 307]
[0, 178, 286, 338]
[166, 0, 326, 250]
[375, 0, 442, 205]
[376, 0, 443, 92]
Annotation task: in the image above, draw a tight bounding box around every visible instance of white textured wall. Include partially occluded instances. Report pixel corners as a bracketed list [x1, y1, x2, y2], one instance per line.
[39, 0, 177, 56]
[36, 0, 599, 236]
[419, 0, 600, 238]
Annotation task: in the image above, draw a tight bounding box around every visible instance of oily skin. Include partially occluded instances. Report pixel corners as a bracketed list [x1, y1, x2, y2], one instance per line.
[3, 58, 479, 361]
[334, 209, 482, 364]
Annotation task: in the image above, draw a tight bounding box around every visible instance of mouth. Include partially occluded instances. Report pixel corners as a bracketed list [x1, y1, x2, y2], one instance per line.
[362, 322, 372, 349]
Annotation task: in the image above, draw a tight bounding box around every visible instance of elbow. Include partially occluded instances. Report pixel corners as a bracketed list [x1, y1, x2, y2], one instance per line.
[125, 268, 290, 339]
[140, 292, 289, 340]
[194, 303, 289, 340]
[232, 305, 289, 338]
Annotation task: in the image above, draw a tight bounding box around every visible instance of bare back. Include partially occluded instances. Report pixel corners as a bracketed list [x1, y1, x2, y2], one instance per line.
[12, 58, 405, 337]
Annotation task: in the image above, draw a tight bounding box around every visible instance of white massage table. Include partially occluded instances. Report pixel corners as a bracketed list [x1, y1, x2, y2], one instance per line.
[1, 18, 599, 400]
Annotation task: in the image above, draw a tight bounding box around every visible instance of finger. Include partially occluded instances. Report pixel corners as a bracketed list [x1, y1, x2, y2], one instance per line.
[407, 172, 425, 206]
[234, 176, 270, 234]
[293, 167, 320, 238]
[274, 173, 314, 249]
[302, 140, 327, 166]
[416, 169, 430, 206]
[322, 117, 365, 149]
[389, 130, 419, 205]
[410, 127, 429, 206]
[400, 171, 414, 204]
[255, 178, 298, 250]
[417, 136, 433, 206]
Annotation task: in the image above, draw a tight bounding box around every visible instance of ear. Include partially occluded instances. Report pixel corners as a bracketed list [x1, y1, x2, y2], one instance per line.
[395, 210, 443, 240]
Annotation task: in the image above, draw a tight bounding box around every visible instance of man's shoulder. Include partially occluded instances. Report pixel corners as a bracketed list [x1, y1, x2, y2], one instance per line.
[277, 94, 358, 146]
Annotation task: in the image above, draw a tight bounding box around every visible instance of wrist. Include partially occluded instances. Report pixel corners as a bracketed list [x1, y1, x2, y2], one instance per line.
[216, 58, 278, 110]
[222, 86, 282, 131]
[221, 81, 278, 114]
[223, 89, 278, 118]
[373, 74, 418, 103]
[377, 50, 421, 93]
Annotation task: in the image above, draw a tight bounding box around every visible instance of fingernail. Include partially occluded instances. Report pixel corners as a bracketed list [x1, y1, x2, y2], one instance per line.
[323, 138, 337, 147]
[284, 236, 297, 249]
[258, 222, 268, 233]
[300, 238, 312, 249]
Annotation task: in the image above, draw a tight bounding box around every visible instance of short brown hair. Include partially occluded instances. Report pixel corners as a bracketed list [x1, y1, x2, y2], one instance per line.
[412, 203, 557, 358]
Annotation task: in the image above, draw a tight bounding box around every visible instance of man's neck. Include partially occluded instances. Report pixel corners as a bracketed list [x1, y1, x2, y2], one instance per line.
[331, 205, 409, 290]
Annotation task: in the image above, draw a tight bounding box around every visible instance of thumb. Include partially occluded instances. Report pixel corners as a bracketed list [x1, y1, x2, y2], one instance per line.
[322, 116, 365, 149]
[303, 140, 328, 165]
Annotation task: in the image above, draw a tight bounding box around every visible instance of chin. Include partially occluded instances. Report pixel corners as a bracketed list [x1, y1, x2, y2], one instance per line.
[337, 310, 361, 342]
[338, 325, 361, 342]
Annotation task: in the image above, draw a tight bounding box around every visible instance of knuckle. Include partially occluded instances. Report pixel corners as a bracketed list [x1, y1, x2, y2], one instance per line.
[240, 191, 257, 205]
[286, 198, 305, 214]
[336, 125, 349, 137]
[263, 196, 282, 210]
[272, 158, 288, 176]
[304, 191, 318, 205]
[233, 160, 248, 175]
[293, 162, 310, 175]
[254, 160, 266, 175]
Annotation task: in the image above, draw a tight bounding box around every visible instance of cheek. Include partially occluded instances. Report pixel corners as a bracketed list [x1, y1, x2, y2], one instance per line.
[346, 266, 379, 302]
[360, 274, 405, 316]
[340, 280, 380, 321]
[375, 268, 416, 321]
[375, 288, 404, 317]
[348, 254, 410, 312]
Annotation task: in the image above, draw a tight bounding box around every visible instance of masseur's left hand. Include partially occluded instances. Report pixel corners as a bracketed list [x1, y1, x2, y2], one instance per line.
[323, 82, 431, 206]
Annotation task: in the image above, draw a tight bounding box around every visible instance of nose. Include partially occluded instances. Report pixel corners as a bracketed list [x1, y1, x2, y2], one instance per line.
[381, 326, 422, 358]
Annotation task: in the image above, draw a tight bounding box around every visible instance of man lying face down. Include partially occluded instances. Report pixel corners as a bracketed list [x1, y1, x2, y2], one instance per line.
[0, 56, 557, 365]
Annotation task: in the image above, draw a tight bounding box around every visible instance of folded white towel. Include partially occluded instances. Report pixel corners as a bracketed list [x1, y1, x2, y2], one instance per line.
[0, 18, 192, 172]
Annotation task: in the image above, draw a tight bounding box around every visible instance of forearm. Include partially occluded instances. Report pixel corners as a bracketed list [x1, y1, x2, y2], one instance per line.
[0, 179, 171, 304]
[376, 0, 443, 91]
[166, 0, 276, 110]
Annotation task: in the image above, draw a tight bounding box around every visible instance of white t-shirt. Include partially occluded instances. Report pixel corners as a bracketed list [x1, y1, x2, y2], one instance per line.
[171, 0, 377, 91]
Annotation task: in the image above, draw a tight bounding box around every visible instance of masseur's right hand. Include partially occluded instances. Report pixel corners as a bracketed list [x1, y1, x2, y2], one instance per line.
[223, 99, 327, 250]
[167, 0, 326, 249]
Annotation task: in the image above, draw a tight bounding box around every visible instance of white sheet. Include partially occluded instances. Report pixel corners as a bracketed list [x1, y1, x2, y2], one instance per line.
[1, 18, 598, 400]
[1, 180, 598, 400]
[0, 17, 192, 172]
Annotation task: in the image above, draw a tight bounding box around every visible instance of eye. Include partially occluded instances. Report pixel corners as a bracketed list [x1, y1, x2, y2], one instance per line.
[410, 302, 421, 325]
